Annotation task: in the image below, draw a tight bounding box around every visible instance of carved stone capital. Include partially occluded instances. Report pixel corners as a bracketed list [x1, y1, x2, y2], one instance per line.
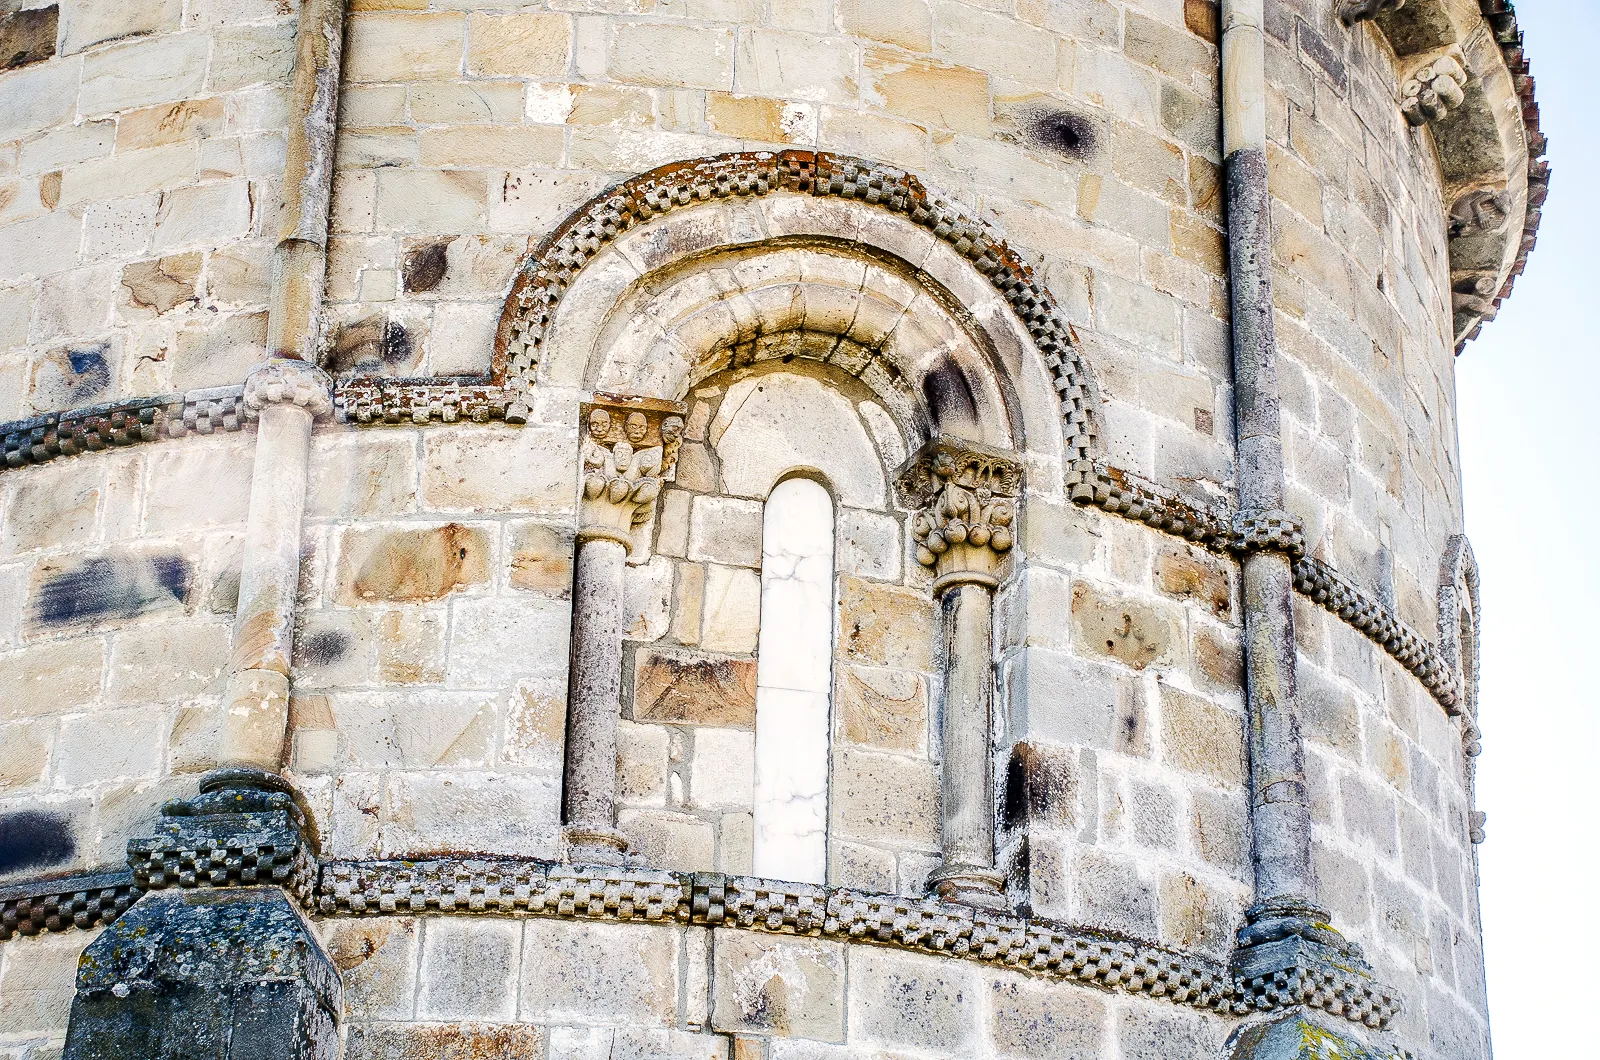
[896, 438, 1023, 593]
[577, 393, 687, 551]
[242, 357, 335, 420]
[1401, 51, 1467, 127]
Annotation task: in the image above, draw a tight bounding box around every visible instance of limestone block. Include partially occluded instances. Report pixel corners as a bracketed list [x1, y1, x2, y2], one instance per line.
[835, 665, 925, 753]
[120, 251, 202, 321]
[1159, 685, 1245, 788]
[335, 522, 491, 605]
[623, 556, 673, 642]
[0, 211, 84, 284]
[0, 720, 51, 791]
[848, 947, 978, 1054]
[609, 22, 734, 90]
[841, 0, 931, 51]
[614, 718, 668, 807]
[1131, 779, 1179, 851]
[0, 638, 105, 721]
[836, 576, 934, 671]
[1073, 847, 1158, 938]
[375, 169, 488, 232]
[150, 179, 253, 253]
[1154, 541, 1231, 618]
[734, 29, 858, 105]
[688, 726, 754, 810]
[54, 707, 161, 785]
[446, 597, 570, 687]
[295, 608, 381, 688]
[832, 748, 938, 847]
[419, 125, 565, 169]
[687, 496, 762, 568]
[1, 464, 102, 555]
[106, 617, 229, 704]
[1116, 998, 1228, 1060]
[1005, 648, 1147, 753]
[700, 564, 760, 655]
[548, 1027, 727, 1060]
[382, 771, 559, 858]
[633, 647, 757, 728]
[415, 918, 521, 1022]
[655, 489, 691, 559]
[336, 693, 496, 769]
[408, 81, 523, 125]
[0, 5, 57, 74]
[983, 971, 1108, 1059]
[77, 33, 209, 117]
[0, 58, 81, 143]
[58, 0, 181, 54]
[501, 681, 565, 771]
[1070, 580, 1180, 672]
[507, 520, 574, 596]
[617, 808, 715, 872]
[422, 427, 572, 514]
[308, 433, 419, 519]
[1002, 741, 1081, 830]
[519, 919, 679, 1026]
[169, 309, 268, 391]
[466, 11, 571, 78]
[835, 508, 900, 582]
[1073, 43, 1162, 127]
[712, 930, 845, 1040]
[0, 929, 101, 1034]
[345, 11, 466, 83]
[170, 701, 221, 774]
[1191, 787, 1250, 881]
[347, 1022, 548, 1060]
[705, 93, 815, 144]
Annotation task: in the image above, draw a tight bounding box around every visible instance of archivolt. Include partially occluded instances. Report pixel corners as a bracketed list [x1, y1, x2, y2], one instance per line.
[492, 151, 1102, 466]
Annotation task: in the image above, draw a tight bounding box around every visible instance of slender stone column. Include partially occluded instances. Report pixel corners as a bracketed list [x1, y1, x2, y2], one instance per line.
[1219, 0, 1390, 1051]
[562, 394, 685, 864]
[896, 438, 1023, 910]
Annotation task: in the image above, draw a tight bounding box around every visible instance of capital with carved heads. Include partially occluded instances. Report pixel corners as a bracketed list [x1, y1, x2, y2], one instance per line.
[577, 393, 687, 552]
[896, 437, 1024, 595]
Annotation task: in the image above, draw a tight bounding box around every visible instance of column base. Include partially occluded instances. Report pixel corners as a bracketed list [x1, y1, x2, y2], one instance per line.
[564, 826, 631, 867]
[926, 863, 1009, 911]
[1226, 1011, 1401, 1060]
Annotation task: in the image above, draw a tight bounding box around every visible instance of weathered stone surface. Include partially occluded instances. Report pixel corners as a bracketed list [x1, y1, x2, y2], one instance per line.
[632, 647, 757, 728]
[833, 748, 938, 847]
[322, 917, 418, 1022]
[712, 930, 845, 1040]
[985, 972, 1108, 1059]
[1071, 581, 1180, 671]
[1160, 685, 1247, 787]
[346, 1022, 548, 1060]
[836, 665, 925, 751]
[1155, 541, 1233, 618]
[336, 523, 490, 604]
[416, 919, 520, 1022]
[700, 564, 760, 655]
[837, 576, 934, 670]
[519, 920, 678, 1026]
[849, 947, 979, 1053]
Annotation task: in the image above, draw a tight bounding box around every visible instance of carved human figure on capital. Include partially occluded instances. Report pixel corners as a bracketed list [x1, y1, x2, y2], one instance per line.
[577, 397, 687, 546]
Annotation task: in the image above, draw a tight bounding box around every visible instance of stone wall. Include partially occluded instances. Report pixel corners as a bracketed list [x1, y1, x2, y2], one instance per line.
[0, 0, 1510, 1058]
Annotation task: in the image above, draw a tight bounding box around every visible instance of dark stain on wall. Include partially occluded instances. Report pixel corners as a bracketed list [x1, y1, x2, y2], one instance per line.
[325, 315, 416, 375]
[402, 239, 452, 294]
[921, 355, 978, 431]
[35, 342, 114, 409]
[1025, 108, 1099, 159]
[32, 552, 193, 630]
[0, 810, 75, 875]
[300, 629, 351, 667]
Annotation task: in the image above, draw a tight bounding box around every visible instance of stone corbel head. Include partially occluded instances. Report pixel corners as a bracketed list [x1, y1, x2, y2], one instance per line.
[895, 437, 1024, 594]
[576, 392, 687, 553]
[1401, 49, 1468, 127]
[1335, 0, 1404, 26]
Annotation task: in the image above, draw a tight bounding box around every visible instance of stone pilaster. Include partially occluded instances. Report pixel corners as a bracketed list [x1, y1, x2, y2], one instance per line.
[896, 437, 1022, 910]
[62, 787, 338, 1060]
[562, 394, 685, 864]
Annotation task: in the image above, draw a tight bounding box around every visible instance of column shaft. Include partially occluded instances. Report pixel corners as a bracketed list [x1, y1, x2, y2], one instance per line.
[938, 581, 998, 873]
[562, 535, 628, 854]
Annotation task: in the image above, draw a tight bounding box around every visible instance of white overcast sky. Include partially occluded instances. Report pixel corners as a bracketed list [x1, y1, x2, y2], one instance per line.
[1456, 1, 1599, 1054]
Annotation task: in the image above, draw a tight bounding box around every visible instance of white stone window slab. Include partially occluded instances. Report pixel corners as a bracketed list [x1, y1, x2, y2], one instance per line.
[752, 477, 836, 885]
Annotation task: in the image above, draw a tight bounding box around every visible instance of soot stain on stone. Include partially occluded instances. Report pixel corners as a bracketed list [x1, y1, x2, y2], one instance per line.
[325, 315, 416, 375]
[922, 356, 978, 430]
[0, 810, 74, 875]
[1003, 743, 1076, 829]
[302, 630, 351, 667]
[403, 240, 452, 294]
[1025, 108, 1099, 159]
[1, 6, 58, 72]
[32, 553, 193, 629]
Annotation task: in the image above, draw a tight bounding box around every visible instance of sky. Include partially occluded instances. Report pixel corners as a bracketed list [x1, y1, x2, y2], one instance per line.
[1455, 1, 1600, 1055]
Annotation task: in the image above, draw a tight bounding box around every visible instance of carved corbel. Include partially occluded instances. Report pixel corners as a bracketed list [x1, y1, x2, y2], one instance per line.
[1335, 0, 1404, 26]
[1449, 186, 1514, 239]
[1401, 50, 1468, 127]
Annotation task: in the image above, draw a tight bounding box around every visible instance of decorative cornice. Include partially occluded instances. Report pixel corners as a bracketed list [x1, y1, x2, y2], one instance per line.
[0, 868, 140, 942]
[1, 387, 248, 470]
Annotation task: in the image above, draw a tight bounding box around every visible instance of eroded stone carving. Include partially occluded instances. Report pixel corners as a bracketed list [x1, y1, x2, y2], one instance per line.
[1335, 0, 1404, 25]
[242, 357, 335, 420]
[1401, 52, 1468, 127]
[898, 438, 1023, 592]
[1449, 187, 1515, 238]
[577, 394, 686, 551]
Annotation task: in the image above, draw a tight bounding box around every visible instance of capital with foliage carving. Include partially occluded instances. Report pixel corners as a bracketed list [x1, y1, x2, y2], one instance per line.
[577, 393, 686, 552]
[896, 438, 1023, 594]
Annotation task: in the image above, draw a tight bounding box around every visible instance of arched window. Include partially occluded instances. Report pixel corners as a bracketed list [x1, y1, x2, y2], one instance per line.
[751, 477, 837, 884]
